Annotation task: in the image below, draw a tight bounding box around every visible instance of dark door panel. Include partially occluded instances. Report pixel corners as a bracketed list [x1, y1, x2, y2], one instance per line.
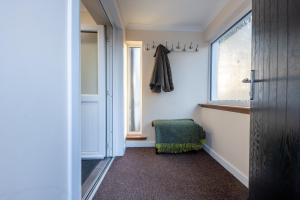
[250, 0, 300, 199]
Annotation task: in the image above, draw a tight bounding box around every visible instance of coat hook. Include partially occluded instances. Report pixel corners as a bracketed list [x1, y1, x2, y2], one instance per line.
[170, 43, 174, 52]
[145, 43, 150, 51]
[152, 41, 156, 49]
[189, 42, 193, 50]
[176, 41, 180, 50]
[183, 44, 186, 52]
[195, 44, 199, 52]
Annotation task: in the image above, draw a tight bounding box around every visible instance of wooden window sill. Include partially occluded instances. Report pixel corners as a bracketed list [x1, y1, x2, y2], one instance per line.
[126, 134, 147, 140]
[199, 104, 250, 114]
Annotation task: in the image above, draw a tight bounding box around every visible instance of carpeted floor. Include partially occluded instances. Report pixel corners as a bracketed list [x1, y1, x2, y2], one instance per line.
[94, 148, 248, 200]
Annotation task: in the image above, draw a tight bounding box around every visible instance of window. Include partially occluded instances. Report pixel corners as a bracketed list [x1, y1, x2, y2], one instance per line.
[127, 43, 142, 134]
[210, 12, 252, 105]
[81, 31, 98, 95]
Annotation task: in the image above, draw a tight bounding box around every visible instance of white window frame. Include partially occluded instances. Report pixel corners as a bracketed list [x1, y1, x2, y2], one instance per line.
[209, 11, 252, 107]
[126, 41, 143, 135]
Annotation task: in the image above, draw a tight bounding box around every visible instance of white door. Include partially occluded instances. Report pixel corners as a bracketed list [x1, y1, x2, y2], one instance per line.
[81, 25, 106, 159]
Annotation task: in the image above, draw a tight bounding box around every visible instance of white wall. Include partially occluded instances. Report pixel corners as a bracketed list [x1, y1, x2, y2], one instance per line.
[194, 108, 250, 185]
[194, 0, 251, 187]
[126, 30, 208, 143]
[0, 0, 80, 200]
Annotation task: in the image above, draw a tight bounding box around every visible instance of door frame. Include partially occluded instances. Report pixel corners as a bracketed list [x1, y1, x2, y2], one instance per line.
[80, 25, 106, 159]
[67, 0, 126, 199]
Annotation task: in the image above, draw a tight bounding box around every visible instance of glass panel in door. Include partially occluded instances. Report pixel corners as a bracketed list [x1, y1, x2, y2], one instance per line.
[81, 31, 98, 95]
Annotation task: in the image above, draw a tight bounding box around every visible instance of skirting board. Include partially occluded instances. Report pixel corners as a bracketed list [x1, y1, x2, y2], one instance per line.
[126, 140, 155, 147]
[203, 144, 249, 187]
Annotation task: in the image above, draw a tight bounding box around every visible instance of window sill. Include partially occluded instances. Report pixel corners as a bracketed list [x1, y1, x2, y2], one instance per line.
[126, 134, 147, 140]
[199, 104, 250, 114]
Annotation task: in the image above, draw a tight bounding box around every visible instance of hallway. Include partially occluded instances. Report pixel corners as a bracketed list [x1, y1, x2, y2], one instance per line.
[94, 148, 248, 200]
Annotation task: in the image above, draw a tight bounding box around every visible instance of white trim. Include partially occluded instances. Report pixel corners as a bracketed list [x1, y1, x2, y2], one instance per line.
[101, 0, 126, 157]
[203, 144, 249, 187]
[81, 154, 105, 160]
[67, 0, 81, 200]
[126, 140, 155, 147]
[81, 95, 99, 102]
[112, 0, 125, 29]
[126, 23, 203, 32]
[87, 157, 115, 200]
[100, 0, 125, 29]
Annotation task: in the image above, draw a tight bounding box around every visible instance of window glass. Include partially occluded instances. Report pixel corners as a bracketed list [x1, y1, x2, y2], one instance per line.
[81, 31, 98, 94]
[128, 47, 141, 132]
[211, 13, 252, 102]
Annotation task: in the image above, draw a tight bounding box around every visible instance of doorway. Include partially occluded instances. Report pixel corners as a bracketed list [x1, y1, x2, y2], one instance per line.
[80, 1, 114, 199]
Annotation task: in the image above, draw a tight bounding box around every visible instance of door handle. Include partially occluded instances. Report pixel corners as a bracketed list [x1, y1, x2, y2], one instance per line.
[242, 78, 251, 83]
[242, 70, 255, 100]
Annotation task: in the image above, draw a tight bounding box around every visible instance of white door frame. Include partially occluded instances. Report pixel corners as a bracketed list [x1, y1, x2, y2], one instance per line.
[67, 0, 81, 199]
[67, 1, 126, 199]
[80, 25, 106, 159]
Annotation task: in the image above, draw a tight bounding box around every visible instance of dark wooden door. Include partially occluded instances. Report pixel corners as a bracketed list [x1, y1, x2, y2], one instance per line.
[250, 0, 300, 199]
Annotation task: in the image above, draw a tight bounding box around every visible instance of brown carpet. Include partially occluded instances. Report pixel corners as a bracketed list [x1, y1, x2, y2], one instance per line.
[94, 148, 248, 200]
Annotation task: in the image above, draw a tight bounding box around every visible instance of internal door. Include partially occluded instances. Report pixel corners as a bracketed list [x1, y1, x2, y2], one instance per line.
[81, 25, 106, 159]
[250, 0, 300, 199]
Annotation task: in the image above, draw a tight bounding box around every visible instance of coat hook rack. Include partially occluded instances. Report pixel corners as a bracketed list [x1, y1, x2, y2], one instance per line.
[152, 41, 156, 49]
[145, 43, 150, 51]
[144, 41, 199, 53]
[189, 42, 193, 50]
[176, 41, 181, 50]
[195, 44, 199, 52]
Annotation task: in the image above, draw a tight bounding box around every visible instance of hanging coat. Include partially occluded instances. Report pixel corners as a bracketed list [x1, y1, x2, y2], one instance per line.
[150, 44, 174, 93]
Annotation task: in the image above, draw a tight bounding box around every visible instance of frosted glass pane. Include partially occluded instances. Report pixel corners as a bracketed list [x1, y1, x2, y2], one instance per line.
[128, 47, 141, 132]
[211, 13, 252, 101]
[81, 32, 98, 94]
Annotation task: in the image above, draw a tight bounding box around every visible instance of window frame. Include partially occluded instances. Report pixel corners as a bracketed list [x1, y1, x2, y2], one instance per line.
[209, 11, 252, 107]
[126, 41, 143, 135]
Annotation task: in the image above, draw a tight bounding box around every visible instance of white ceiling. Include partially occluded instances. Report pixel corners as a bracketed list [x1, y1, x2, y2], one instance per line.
[117, 0, 230, 32]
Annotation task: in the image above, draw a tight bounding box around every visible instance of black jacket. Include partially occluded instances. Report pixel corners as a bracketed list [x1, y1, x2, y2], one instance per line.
[150, 44, 174, 93]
